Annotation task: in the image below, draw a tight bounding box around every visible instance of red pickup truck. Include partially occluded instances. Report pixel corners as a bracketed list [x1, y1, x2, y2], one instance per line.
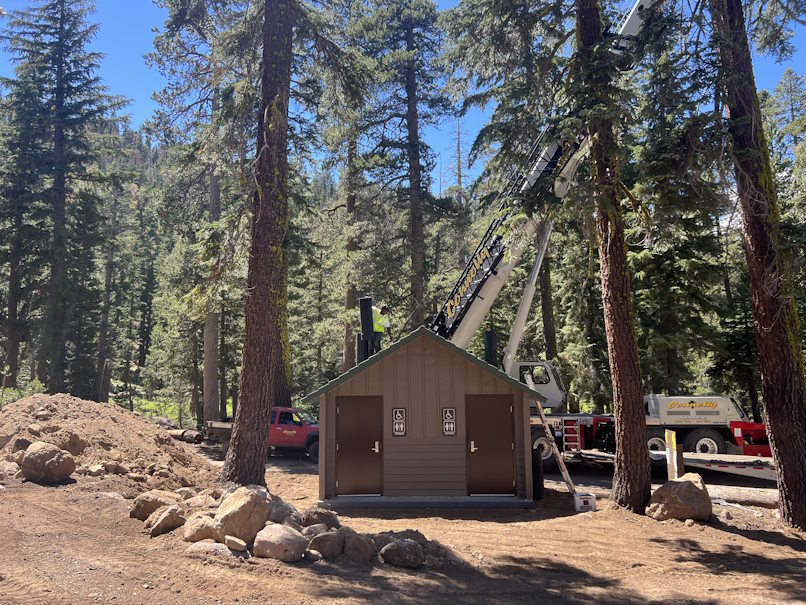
[205, 406, 319, 462]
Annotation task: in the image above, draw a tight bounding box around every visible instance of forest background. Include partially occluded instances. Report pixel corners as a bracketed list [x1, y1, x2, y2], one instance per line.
[0, 0, 804, 429]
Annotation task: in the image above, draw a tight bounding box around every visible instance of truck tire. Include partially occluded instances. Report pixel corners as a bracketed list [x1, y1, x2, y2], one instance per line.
[532, 427, 558, 473]
[684, 428, 727, 455]
[646, 428, 667, 463]
[307, 441, 319, 464]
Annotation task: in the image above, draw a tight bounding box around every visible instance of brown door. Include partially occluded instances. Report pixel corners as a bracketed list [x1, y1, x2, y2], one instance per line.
[466, 394, 515, 495]
[336, 396, 383, 495]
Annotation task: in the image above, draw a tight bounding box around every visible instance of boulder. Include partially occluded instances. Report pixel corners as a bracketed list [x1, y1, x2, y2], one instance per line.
[149, 505, 186, 537]
[224, 535, 248, 552]
[126, 472, 147, 483]
[34, 409, 51, 421]
[103, 461, 129, 475]
[268, 499, 302, 525]
[308, 530, 345, 560]
[87, 464, 106, 477]
[283, 517, 303, 532]
[129, 489, 183, 521]
[144, 506, 170, 529]
[0, 461, 20, 482]
[379, 539, 424, 569]
[304, 549, 323, 562]
[183, 512, 218, 543]
[214, 485, 271, 544]
[301, 523, 329, 538]
[373, 529, 427, 549]
[26, 424, 42, 437]
[199, 487, 224, 500]
[646, 473, 712, 521]
[253, 524, 308, 562]
[9, 437, 31, 453]
[300, 507, 340, 529]
[344, 533, 376, 563]
[184, 540, 248, 560]
[11, 450, 25, 466]
[175, 487, 196, 500]
[50, 430, 88, 456]
[184, 494, 218, 510]
[19, 442, 75, 484]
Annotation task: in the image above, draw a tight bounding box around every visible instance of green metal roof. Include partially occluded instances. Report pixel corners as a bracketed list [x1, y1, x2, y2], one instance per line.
[301, 326, 547, 404]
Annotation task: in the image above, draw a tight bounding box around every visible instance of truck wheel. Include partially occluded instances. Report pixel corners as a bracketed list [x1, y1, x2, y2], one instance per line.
[646, 429, 667, 463]
[532, 428, 557, 473]
[307, 441, 319, 464]
[684, 429, 727, 455]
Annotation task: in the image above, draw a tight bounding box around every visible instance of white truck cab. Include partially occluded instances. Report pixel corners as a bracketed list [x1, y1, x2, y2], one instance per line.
[512, 361, 567, 409]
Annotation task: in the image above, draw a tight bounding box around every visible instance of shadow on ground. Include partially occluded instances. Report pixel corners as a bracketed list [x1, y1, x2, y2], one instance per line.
[305, 553, 719, 605]
[649, 534, 806, 601]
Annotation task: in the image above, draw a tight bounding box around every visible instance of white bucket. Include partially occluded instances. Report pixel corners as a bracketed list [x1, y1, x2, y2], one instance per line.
[573, 492, 597, 512]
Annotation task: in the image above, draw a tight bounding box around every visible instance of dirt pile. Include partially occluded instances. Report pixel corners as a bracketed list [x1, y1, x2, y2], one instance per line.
[0, 393, 217, 491]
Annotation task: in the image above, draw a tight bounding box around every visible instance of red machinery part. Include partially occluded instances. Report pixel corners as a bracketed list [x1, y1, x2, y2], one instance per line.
[729, 421, 771, 457]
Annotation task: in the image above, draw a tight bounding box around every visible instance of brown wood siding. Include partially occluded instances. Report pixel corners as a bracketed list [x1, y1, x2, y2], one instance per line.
[322, 334, 531, 499]
[384, 439, 466, 496]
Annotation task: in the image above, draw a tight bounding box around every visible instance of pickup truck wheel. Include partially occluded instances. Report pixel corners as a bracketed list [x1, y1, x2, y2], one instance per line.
[684, 429, 727, 455]
[532, 428, 557, 473]
[307, 441, 319, 464]
[646, 429, 667, 463]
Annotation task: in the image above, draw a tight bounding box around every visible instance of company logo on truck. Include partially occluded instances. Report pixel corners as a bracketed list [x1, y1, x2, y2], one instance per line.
[667, 401, 718, 409]
[446, 246, 492, 318]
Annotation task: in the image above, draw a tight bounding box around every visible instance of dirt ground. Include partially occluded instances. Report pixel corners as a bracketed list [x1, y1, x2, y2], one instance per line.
[1, 397, 804, 605]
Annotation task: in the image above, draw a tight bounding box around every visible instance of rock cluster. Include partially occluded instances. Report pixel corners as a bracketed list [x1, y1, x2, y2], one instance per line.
[126, 484, 462, 570]
[0, 394, 218, 491]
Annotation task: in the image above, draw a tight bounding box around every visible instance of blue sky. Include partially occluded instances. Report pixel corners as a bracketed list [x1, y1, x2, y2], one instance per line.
[0, 0, 803, 193]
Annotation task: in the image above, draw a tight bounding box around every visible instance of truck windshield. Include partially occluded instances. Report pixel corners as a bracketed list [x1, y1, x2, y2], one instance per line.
[520, 365, 550, 385]
[296, 410, 317, 424]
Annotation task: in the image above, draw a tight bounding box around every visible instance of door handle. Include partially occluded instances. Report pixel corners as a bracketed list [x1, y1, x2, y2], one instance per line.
[371, 441, 380, 453]
[470, 440, 479, 453]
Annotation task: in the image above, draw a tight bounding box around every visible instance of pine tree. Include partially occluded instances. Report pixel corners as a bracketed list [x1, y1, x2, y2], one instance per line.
[0, 57, 49, 389]
[219, 0, 293, 486]
[3, 0, 117, 394]
[356, 0, 447, 326]
[573, 0, 650, 512]
[709, 0, 806, 529]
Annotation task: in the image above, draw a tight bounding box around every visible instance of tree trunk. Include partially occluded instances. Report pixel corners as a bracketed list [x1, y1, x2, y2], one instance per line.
[747, 376, 761, 424]
[711, 0, 806, 530]
[405, 25, 425, 326]
[41, 0, 69, 393]
[539, 256, 558, 360]
[204, 167, 221, 422]
[3, 204, 23, 389]
[137, 261, 155, 367]
[95, 196, 118, 401]
[219, 302, 228, 420]
[577, 0, 650, 512]
[124, 290, 136, 412]
[342, 138, 358, 372]
[219, 0, 293, 487]
[316, 250, 324, 375]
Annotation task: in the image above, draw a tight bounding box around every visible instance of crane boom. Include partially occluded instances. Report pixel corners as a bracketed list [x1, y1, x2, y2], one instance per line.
[429, 0, 659, 359]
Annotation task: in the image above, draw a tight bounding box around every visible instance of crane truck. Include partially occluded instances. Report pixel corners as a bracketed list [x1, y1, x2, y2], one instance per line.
[428, 0, 770, 470]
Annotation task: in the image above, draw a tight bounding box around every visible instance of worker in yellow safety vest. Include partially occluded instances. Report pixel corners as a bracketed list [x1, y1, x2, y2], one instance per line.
[370, 304, 390, 354]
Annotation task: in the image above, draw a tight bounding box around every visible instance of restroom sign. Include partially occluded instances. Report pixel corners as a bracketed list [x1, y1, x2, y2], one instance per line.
[442, 408, 456, 436]
[392, 408, 406, 436]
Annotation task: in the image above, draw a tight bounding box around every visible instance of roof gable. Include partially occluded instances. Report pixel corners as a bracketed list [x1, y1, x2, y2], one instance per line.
[301, 326, 546, 403]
